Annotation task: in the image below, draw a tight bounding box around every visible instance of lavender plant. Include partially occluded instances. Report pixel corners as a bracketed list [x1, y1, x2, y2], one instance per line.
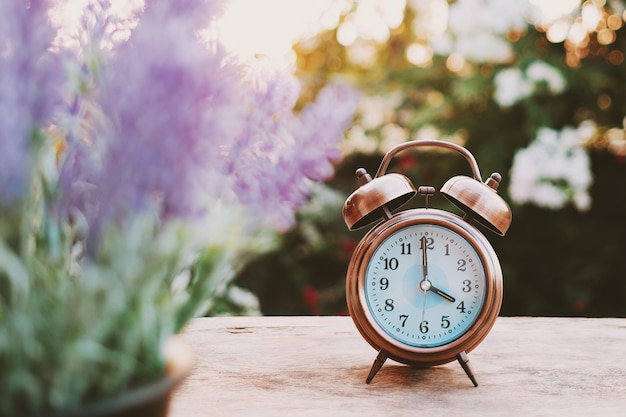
[0, 1, 357, 415]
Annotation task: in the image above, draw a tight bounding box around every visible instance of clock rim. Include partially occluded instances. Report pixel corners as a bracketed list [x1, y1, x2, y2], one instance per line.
[346, 208, 503, 367]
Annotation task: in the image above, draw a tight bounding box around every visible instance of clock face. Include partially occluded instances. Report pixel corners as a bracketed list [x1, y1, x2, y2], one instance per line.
[364, 223, 487, 348]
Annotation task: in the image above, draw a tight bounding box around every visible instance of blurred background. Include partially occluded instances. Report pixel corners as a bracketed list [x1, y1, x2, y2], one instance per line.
[223, 0, 626, 317]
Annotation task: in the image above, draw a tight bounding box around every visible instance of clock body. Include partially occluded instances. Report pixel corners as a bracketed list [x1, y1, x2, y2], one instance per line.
[346, 208, 503, 367]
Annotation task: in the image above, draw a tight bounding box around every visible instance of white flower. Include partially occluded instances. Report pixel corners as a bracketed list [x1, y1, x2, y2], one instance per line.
[533, 183, 567, 209]
[493, 68, 532, 107]
[347, 40, 378, 67]
[573, 190, 591, 211]
[494, 61, 567, 107]
[484, 0, 529, 34]
[412, 125, 441, 141]
[358, 93, 401, 129]
[455, 32, 515, 63]
[227, 286, 261, 315]
[526, 61, 567, 94]
[410, 0, 448, 38]
[380, 123, 409, 152]
[342, 125, 379, 154]
[427, 0, 531, 63]
[509, 122, 594, 211]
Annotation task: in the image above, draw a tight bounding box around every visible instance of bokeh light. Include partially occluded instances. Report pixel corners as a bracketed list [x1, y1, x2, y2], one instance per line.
[216, 0, 335, 64]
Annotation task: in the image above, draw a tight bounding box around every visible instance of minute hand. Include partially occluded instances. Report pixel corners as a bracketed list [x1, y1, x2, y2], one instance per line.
[421, 236, 428, 280]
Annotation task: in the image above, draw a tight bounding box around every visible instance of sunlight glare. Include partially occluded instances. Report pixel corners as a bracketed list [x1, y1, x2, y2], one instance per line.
[581, 2, 603, 31]
[546, 19, 571, 42]
[406, 43, 433, 67]
[529, 0, 581, 24]
[216, 0, 333, 64]
[567, 21, 588, 44]
[337, 21, 359, 46]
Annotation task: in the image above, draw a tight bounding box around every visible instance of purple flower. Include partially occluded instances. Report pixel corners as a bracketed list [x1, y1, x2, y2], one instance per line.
[57, 0, 358, 247]
[0, 0, 63, 208]
[225, 63, 358, 230]
[294, 84, 359, 181]
[59, 0, 243, 241]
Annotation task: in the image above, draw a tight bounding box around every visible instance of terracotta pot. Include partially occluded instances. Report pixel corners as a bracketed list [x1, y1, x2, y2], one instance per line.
[48, 337, 194, 417]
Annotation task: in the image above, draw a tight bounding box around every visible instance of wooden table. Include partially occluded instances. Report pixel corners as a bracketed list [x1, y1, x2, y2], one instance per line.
[169, 316, 626, 416]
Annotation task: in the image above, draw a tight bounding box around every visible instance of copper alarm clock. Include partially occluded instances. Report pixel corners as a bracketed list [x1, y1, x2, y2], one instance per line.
[343, 139, 512, 386]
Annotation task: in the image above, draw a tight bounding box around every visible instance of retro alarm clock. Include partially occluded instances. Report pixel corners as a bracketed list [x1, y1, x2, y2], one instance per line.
[343, 139, 512, 386]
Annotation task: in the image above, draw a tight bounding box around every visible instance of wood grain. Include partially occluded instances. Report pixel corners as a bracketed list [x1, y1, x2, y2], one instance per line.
[169, 316, 626, 417]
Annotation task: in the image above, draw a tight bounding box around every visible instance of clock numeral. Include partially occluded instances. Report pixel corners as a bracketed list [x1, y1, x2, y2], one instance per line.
[379, 277, 389, 290]
[399, 314, 409, 327]
[400, 243, 411, 255]
[419, 320, 429, 334]
[384, 299, 394, 311]
[441, 315, 451, 329]
[419, 237, 434, 250]
[462, 280, 471, 292]
[456, 301, 466, 313]
[457, 259, 467, 271]
[383, 257, 398, 270]
[444, 244, 450, 256]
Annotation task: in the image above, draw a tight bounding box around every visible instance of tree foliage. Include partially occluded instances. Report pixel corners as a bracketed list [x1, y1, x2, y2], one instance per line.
[238, 0, 626, 317]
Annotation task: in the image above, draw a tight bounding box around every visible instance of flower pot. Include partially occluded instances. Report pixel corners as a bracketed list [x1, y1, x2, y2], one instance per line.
[46, 336, 194, 417]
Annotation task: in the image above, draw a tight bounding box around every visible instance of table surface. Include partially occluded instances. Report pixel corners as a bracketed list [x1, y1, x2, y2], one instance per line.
[169, 316, 626, 417]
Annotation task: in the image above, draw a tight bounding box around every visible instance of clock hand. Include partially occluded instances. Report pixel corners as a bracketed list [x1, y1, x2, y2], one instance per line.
[420, 236, 428, 281]
[429, 285, 456, 303]
[420, 236, 429, 324]
[419, 236, 455, 302]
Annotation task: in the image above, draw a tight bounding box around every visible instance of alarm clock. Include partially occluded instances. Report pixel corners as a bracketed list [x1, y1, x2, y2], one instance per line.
[343, 139, 512, 386]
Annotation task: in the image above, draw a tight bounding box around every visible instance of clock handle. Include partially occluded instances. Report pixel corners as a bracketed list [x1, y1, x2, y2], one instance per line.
[375, 139, 483, 182]
[344, 138, 512, 234]
[373, 139, 512, 235]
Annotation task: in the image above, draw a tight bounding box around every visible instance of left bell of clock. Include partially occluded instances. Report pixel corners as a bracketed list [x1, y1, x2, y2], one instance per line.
[343, 168, 416, 230]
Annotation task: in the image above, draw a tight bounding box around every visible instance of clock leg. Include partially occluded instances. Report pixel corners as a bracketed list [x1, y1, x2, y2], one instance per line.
[366, 350, 388, 383]
[456, 351, 478, 387]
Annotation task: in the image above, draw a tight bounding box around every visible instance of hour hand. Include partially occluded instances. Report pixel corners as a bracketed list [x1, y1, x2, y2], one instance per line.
[430, 285, 455, 303]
